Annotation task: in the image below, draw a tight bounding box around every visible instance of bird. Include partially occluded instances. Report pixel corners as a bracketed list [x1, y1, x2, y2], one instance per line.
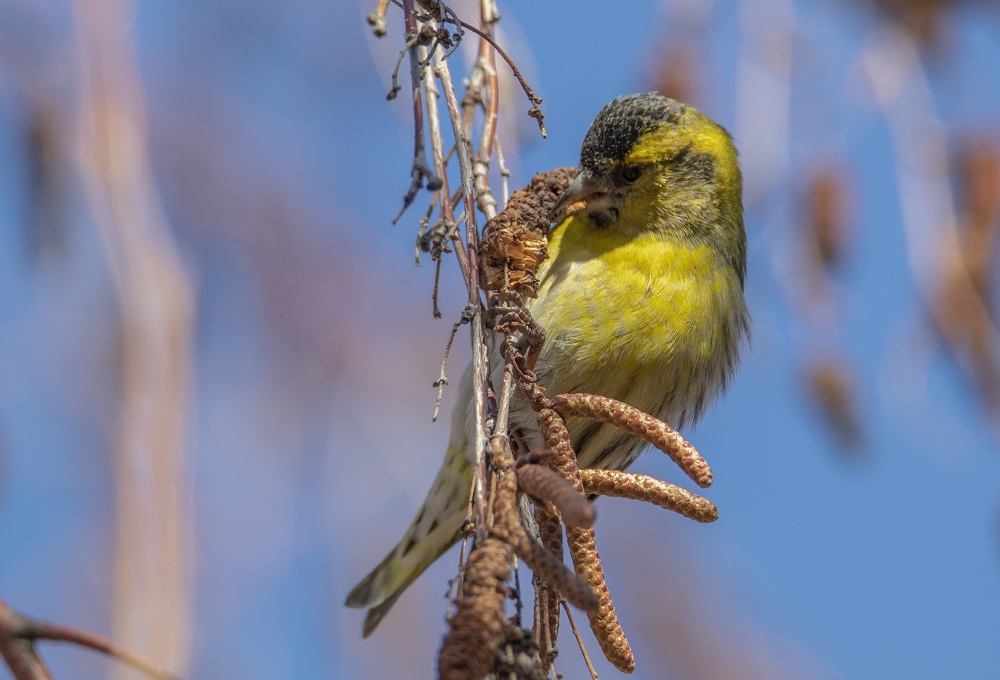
[345, 92, 750, 637]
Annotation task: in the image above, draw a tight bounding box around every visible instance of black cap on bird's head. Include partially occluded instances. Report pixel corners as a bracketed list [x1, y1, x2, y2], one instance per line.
[551, 93, 691, 226]
[579, 94, 687, 175]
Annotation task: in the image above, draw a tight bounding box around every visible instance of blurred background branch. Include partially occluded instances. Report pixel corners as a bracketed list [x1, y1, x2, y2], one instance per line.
[73, 0, 193, 675]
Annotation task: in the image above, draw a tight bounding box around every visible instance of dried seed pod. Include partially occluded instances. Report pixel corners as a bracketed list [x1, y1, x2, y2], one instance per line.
[480, 168, 576, 299]
[552, 393, 713, 488]
[438, 536, 513, 680]
[580, 468, 718, 523]
[535, 408, 586, 496]
[566, 526, 635, 673]
[493, 622, 546, 680]
[492, 443, 598, 614]
[518, 463, 595, 529]
[536, 407, 634, 671]
[513, 530, 599, 614]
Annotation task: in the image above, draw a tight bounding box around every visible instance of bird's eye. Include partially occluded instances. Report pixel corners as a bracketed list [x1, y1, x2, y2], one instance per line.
[621, 166, 641, 182]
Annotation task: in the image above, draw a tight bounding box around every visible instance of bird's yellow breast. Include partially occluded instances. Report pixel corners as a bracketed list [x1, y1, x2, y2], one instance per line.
[532, 215, 734, 371]
[522, 213, 743, 465]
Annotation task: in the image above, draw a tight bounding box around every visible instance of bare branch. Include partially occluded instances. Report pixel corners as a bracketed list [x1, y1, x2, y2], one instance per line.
[0, 600, 176, 680]
[393, 1, 442, 222]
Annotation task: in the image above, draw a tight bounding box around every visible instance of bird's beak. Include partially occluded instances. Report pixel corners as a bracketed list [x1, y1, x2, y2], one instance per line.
[550, 171, 611, 224]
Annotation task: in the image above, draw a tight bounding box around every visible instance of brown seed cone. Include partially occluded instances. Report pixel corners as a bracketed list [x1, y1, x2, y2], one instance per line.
[518, 464, 595, 529]
[567, 526, 635, 673]
[438, 536, 513, 680]
[552, 393, 713, 488]
[512, 529, 598, 614]
[537, 407, 634, 672]
[480, 168, 577, 299]
[535, 408, 586, 496]
[580, 469, 719, 523]
[492, 442, 598, 615]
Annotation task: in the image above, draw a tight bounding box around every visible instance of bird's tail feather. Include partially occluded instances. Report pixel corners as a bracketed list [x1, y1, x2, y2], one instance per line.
[345, 446, 471, 637]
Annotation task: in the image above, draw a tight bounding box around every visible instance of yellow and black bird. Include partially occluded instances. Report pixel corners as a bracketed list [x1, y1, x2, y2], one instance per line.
[346, 93, 750, 636]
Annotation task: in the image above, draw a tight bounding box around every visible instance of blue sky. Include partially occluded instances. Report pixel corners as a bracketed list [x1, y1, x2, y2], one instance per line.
[1, 1, 999, 678]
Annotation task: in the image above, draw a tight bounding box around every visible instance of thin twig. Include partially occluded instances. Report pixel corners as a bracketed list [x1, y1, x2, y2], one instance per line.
[385, 31, 417, 102]
[562, 601, 599, 680]
[433, 305, 475, 421]
[472, 8, 501, 221]
[394, 0, 442, 223]
[448, 469, 482, 618]
[433, 43, 490, 542]
[495, 134, 511, 206]
[0, 600, 176, 680]
[511, 552, 523, 625]
[422, 40, 469, 278]
[439, 15, 546, 137]
[533, 503, 563, 674]
[367, 0, 391, 36]
[431, 254, 445, 318]
[29, 622, 178, 680]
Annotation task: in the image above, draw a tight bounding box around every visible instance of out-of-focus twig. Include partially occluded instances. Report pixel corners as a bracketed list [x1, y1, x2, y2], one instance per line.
[734, 0, 793, 205]
[804, 357, 864, 451]
[869, 0, 949, 46]
[864, 26, 1000, 429]
[73, 0, 193, 674]
[0, 599, 51, 680]
[0, 599, 177, 680]
[367, 0, 390, 37]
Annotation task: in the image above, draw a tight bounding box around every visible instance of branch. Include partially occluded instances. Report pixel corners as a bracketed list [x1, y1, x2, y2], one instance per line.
[0, 600, 177, 680]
